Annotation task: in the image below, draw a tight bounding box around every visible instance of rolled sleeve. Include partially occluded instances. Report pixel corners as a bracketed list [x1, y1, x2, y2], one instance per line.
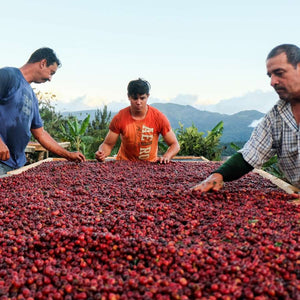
[239, 115, 276, 169]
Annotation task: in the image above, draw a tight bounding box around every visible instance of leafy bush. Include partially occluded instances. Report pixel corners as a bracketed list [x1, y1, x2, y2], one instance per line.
[35, 89, 64, 140]
[84, 107, 114, 158]
[176, 121, 224, 160]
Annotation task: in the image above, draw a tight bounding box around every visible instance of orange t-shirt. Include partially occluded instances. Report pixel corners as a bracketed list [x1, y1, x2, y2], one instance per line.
[109, 106, 171, 161]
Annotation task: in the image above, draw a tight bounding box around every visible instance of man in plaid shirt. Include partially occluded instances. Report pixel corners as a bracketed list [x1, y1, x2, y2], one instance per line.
[192, 44, 300, 192]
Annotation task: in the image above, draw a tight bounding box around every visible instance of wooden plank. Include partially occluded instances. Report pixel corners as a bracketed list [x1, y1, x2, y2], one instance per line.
[57, 142, 71, 149]
[25, 142, 71, 161]
[7, 158, 54, 175]
[173, 156, 210, 161]
[253, 169, 300, 205]
[25, 145, 36, 153]
[253, 168, 300, 194]
[27, 142, 71, 151]
[52, 158, 67, 161]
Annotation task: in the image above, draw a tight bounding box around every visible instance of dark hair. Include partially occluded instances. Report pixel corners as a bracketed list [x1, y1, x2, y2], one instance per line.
[127, 78, 151, 99]
[267, 44, 300, 68]
[27, 47, 61, 67]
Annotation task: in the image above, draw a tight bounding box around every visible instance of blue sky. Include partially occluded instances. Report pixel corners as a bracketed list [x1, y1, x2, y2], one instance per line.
[1, 0, 300, 111]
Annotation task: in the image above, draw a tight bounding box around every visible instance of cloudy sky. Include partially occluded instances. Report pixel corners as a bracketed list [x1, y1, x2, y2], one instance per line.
[1, 0, 300, 111]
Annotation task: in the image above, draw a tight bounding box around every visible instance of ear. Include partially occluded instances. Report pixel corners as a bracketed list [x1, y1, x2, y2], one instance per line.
[40, 59, 47, 68]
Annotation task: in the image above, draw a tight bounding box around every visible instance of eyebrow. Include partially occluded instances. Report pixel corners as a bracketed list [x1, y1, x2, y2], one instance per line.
[267, 68, 284, 77]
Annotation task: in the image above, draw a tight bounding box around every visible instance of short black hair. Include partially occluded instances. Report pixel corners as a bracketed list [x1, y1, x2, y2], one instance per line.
[127, 78, 151, 99]
[267, 44, 300, 68]
[27, 47, 61, 67]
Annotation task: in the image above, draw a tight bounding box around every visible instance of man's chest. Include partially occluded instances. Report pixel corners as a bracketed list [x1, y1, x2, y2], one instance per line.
[121, 123, 158, 145]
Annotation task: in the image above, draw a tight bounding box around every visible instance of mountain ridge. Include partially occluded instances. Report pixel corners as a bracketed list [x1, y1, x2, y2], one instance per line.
[61, 103, 264, 143]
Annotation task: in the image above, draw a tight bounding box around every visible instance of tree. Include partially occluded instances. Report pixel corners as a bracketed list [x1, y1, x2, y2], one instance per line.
[86, 107, 111, 154]
[177, 121, 224, 160]
[88, 106, 111, 132]
[59, 115, 91, 154]
[34, 89, 64, 139]
[85, 106, 121, 159]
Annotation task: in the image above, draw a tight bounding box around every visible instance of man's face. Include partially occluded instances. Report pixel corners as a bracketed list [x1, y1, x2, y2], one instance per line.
[34, 60, 58, 84]
[267, 52, 300, 101]
[129, 93, 149, 112]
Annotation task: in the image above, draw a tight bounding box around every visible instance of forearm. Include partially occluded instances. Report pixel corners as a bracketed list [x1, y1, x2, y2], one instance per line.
[98, 143, 114, 158]
[213, 152, 254, 181]
[163, 142, 180, 160]
[33, 129, 71, 159]
[161, 130, 180, 160]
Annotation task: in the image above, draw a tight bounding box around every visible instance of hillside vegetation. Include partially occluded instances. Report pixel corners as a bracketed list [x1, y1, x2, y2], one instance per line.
[62, 103, 264, 143]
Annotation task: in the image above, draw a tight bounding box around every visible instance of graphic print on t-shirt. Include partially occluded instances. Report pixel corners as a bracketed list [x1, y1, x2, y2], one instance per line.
[22, 93, 32, 117]
[138, 125, 154, 160]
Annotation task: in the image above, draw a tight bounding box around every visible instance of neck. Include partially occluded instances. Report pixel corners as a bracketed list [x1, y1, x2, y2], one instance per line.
[19, 64, 33, 83]
[130, 105, 148, 120]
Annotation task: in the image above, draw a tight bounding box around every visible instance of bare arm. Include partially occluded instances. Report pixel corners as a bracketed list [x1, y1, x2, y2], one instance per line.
[95, 130, 119, 162]
[159, 130, 180, 164]
[31, 127, 86, 162]
[0, 137, 10, 161]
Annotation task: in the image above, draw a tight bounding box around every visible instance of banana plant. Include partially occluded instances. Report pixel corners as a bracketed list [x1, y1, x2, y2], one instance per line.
[60, 115, 90, 153]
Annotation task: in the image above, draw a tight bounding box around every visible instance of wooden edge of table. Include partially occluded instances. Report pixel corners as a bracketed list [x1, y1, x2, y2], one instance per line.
[253, 169, 300, 205]
[172, 156, 210, 161]
[253, 168, 300, 194]
[7, 158, 55, 175]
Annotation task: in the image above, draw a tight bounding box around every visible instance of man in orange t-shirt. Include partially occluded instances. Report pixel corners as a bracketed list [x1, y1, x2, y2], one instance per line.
[95, 78, 180, 163]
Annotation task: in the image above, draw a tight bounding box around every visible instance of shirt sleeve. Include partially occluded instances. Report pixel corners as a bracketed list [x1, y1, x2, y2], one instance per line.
[0, 69, 13, 99]
[109, 113, 121, 134]
[212, 152, 254, 181]
[239, 113, 276, 169]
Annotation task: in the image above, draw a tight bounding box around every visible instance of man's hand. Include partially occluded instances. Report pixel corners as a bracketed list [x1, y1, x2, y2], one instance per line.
[290, 192, 300, 200]
[95, 150, 106, 162]
[157, 155, 171, 164]
[0, 140, 10, 161]
[191, 173, 224, 193]
[66, 152, 86, 163]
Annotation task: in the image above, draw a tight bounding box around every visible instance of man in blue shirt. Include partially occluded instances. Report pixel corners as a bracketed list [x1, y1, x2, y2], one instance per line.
[0, 47, 85, 175]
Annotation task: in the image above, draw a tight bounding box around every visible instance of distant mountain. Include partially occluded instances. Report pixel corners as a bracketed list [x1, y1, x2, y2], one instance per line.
[195, 90, 277, 114]
[56, 90, 278, 115]
[151, 103, 264, 142]
[62, 103, 264, 143]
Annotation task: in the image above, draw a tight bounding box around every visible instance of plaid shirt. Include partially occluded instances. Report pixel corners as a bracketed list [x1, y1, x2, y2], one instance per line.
[240, 99, 300, 188]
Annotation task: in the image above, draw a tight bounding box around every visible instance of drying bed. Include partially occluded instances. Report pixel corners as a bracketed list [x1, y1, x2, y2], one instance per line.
[0, 161, 299, 299]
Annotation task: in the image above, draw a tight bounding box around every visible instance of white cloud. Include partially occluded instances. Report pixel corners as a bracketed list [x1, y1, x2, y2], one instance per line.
[249, 118, 263, 128]
[55, 95, 116, 112]
[168, 94, 199, 106]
